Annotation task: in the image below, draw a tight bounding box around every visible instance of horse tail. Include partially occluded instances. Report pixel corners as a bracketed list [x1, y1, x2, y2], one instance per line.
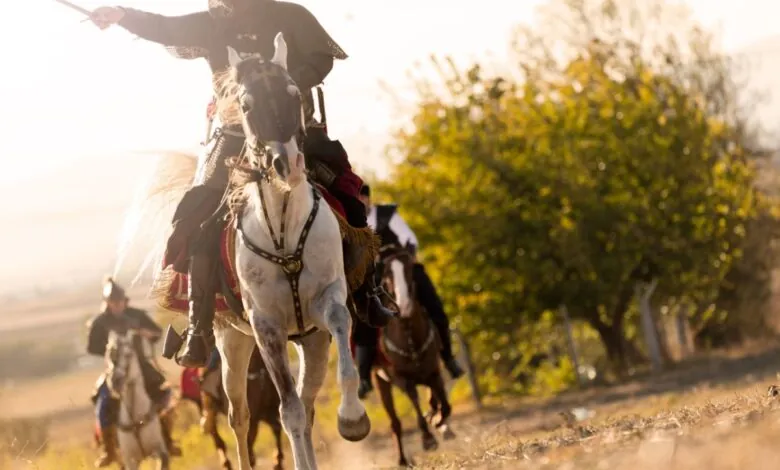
[111, 151, 198, 290]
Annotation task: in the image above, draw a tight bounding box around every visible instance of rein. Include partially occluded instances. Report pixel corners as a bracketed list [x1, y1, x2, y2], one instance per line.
[111, 342, 157, 458]
[378, 247, 435, 362]
[117, 378, 157, 457]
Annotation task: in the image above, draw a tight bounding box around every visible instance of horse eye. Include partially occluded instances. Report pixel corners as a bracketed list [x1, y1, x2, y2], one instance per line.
[241, 95, 254, 113]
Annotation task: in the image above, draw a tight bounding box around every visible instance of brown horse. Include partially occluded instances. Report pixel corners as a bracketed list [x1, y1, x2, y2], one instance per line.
[373, 244, 455, 467]
[181, 347, 283, 470]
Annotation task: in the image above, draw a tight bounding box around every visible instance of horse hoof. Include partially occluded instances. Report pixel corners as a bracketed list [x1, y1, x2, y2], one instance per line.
[422, 434, 439, 451]
[338, 412, 371, 442]
[441, 424, 456, 441]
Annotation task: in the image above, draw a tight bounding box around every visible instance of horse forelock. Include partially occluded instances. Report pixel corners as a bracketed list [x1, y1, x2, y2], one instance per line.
[216, 59, 301, 142]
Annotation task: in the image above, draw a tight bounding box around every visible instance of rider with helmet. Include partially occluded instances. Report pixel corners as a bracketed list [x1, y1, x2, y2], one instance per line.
[86, 278, 181, 467]
[88, 0, 395, 369]
[355, 184, 465, 398]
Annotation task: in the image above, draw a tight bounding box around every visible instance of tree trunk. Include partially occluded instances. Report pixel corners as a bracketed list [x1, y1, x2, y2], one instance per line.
[589, 317, 645, 375]
[637, 280, 664, 372]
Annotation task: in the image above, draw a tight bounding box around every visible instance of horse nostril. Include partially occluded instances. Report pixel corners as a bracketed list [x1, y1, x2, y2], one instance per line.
[273, 157, 289, 177]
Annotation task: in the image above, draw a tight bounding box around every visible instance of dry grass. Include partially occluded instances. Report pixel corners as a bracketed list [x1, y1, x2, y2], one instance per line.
[412, 383, 780, 469]
[5, 287, 780, 469]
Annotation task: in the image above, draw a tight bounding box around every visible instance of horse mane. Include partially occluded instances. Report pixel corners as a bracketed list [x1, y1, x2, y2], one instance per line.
[214, 69, 243, 127]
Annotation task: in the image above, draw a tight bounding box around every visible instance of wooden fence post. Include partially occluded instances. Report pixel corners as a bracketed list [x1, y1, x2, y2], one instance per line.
[451, 327, 482, 409]
[559, 305, 585, 387]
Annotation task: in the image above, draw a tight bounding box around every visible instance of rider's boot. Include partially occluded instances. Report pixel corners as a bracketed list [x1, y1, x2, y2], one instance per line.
[178, 251, 217, 368]
[94, 425, 119, 468]
[412, 262, 465, 380]
[355, 344, 377, 399]
[432, 319, 464, 379]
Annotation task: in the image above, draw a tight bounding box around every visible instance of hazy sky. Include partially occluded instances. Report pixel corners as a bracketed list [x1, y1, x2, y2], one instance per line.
[0, 0, 778, 186]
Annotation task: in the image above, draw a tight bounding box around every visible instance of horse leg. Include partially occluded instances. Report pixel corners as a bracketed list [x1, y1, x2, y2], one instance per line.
[316, 281, 370, 441]
[404, 383, 438, 451]
[375, 372, 409, 467]
[271, 420, 284, 470]
[215, 326, 255, 470]
[428, 372, 455, 440]
[426, 393, 440, 424]
[157, 442, 170, 470]
[247, 415, 259, 469]
[203, 394, 231, 470]
[293, 330, 331, 470]
[249, 313, 311, 470]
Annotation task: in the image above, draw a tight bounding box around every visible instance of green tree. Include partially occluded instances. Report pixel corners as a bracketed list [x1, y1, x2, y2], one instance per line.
[378, 0, 766, 387]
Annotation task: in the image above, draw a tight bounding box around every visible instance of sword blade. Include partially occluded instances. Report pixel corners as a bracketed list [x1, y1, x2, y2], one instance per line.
[53, 0, 92, 17]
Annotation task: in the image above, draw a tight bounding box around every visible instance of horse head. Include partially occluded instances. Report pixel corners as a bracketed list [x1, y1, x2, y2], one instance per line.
[378, 244, 417, 319]
[106, 329, 143, 397]
[222, 33, 306, 189]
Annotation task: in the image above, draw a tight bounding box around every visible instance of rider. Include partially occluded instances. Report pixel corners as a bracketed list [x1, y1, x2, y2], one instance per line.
[86, 277, 181, 466]
[89, 0, 395, 369]
[354, 184, 465, 398]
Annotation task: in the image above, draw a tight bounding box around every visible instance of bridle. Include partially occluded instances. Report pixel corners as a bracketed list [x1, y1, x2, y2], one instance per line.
[230, 57, 320, 338]
[377, 245, 436, 362]
[107, 335, 157, 457]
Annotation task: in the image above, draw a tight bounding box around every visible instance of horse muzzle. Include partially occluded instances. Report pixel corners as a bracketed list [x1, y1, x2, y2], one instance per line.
[268, 142, 290, 179]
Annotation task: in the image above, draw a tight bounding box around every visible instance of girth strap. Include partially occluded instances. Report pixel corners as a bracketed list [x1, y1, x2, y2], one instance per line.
[237, 185, 321, 334]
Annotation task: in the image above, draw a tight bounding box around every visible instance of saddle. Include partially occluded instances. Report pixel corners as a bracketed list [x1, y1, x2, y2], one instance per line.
[153, 186, 378, 320]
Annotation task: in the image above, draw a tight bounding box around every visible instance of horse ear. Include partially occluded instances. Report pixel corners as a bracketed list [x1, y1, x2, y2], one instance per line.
[227, 46, 242, 67]
[271, 32, 288, 69]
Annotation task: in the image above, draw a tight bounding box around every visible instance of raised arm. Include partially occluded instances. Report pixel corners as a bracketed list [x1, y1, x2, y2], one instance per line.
[90, 6, 214, 49]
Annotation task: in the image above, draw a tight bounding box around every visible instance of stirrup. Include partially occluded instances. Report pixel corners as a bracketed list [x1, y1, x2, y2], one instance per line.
[162, 325, 185, 360]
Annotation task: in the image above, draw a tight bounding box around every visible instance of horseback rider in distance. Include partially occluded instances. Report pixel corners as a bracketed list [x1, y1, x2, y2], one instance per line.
[86, 278, 180, 467]
[355, 184, 464, 398]
[88, 0, 396, 368]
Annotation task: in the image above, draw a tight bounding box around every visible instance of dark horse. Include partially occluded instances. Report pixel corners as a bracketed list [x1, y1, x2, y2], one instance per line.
[373, 244, 456, 467]
[180, 347, 283, 469]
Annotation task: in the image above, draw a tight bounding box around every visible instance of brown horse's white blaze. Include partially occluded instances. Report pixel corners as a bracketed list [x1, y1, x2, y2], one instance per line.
[389, 260, 413, 318]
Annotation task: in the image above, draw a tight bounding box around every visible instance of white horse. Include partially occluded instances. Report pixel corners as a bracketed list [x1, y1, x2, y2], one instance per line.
[106, 330, 170, 470]
[112, 32, 371, 470]
[203, 33, 370, 470]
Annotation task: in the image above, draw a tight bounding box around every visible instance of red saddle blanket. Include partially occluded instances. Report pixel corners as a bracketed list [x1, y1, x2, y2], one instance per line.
[180, 367, 202, 403]
[158, 184, 346, 314]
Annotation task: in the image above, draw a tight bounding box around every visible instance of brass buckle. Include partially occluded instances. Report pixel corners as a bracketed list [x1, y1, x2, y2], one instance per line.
[282, 257, 302, 275]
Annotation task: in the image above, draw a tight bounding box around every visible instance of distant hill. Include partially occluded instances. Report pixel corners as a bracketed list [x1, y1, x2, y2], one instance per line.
[0, 153, 174, 299]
